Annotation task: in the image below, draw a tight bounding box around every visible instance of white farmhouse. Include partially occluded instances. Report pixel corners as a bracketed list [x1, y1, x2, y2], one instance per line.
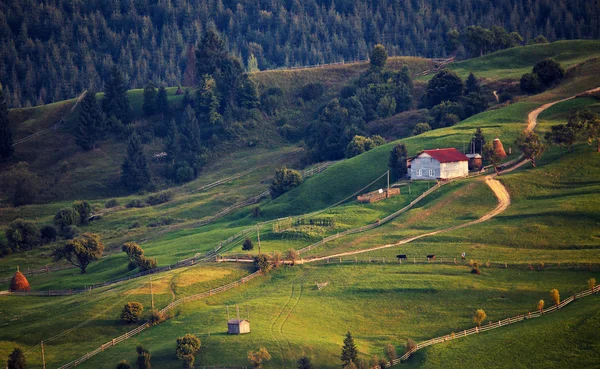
[409, 148, 469, 180]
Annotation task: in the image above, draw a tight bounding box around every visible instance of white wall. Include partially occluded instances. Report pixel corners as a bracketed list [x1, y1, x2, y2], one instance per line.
[440, 161, 468, 179]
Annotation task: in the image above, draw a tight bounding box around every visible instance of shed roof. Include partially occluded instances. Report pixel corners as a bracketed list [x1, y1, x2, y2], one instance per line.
[228, 319, 249, 324]
[418, 148, 468, 163]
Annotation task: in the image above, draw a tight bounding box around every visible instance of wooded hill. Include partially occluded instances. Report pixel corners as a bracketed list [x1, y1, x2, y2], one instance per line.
[2, 0, 599, 108]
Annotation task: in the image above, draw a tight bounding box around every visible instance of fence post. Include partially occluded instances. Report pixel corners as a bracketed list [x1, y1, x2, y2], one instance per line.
[413, 257, 416, 264]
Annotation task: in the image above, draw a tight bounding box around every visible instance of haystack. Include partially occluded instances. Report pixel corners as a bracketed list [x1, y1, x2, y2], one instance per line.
[493, 138, 507, 159]
[9, 270, 30, 292]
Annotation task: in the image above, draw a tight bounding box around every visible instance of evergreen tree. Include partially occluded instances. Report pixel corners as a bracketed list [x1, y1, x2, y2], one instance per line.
[216, 57, 245, 109]
[183, 44, 198, 87]
[7, 348, 27, 369]
[470, 128, 486, 154]
[102, 66, 131, 124]
[196, 30, 227, 78]
[0, 85, 13, 159]
[180, 105, 202, 158]
[425, 70, 464, 108]
[121, 133, 151, 192]
[247, 53, 260, 73]
[75, 92, 105, 150]
[370, 44, 388, 69]
[388, 143, 408, 180]
[297, 356, 314, 369]
[156, 86, 169, 116]
[196, 75, 222, 137]
[465, 72, 480, 94]
[238, 75, 260, 109]
[341, 332, 358, 367]
[142, 82, 157, 116]
[165, 119, 180, 163]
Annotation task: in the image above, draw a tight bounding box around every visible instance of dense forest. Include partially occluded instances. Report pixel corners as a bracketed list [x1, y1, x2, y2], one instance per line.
[2, 0, 599, 108]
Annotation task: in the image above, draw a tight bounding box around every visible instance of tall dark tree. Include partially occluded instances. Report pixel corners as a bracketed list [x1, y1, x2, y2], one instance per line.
[121, 133, 151, 191]
[196, 76, 222, 137]
[238, 75, 260, 109]
[142, 82, 157, 116]
[370, 44, 388, 69]
[183, 44, 198, 87]
[196, 31, 227, 78]
[424, 70, 464, 108]
[297, 356, 314, 369]
[136, 346, 152, 369]
[102, 67, 131, 124]
[532, 59, 565, 87]
[180, 105, 202, 158]
[165, 119, 180, 163]
[156, 86, 169, 116]
[75, 92, 105, 150]
[465, 72, 480, 94]
[216, 57, 245, 109]
[7, 348, 27, 369]
[470, 127, 486, 154]
[341, 332, 358, 367]
[388, 143, 408, 180]
[0, 86, 13, 159]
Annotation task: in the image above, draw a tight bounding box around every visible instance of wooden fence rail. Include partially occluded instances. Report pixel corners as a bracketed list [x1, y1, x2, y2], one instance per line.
[57, 272, 262, 369]
[374, 285, 600, 368]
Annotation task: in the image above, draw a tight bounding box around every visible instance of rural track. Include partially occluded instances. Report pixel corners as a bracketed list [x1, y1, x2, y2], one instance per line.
[279, 272, 309, 361]
[270, 274, 303, 368]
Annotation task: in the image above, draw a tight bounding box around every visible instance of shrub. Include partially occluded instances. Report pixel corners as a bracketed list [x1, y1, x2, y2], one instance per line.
[121, 302, 144, 323]
[129, 221, 141, 229]
[300, 83, 325, 101]
[384, 343, 397, 362]
[520, 72, 542, 94]
[105, 199, 119, 208]
[72, 200, 92, 225]
[253, 254, 271, 273]
[550, 288, 560, 305]
[498, 92, 512, 103]
[412, 122, 431, 136]
[116, 360, 132, 369]
[149, 309, 166, 326]
[270, 167, 303, 198]
[242, 238, 254, 251]
[176, 334, 201, 369]
[473, 309, 487, 326]
[126, 199, 147, 208]
[7, 348, 27, 369]
[588, 278, 596, 290]
[248, 347, 271, 368]
[6, 219, 40, 252]
[54, 208, 77, 231]
[271, 251, 283, 268]
[251, 206, 262, 218]
[533, 58, 565, 87]
[40, 225, 58, 244]
[175, 165, 195, 183]
[537, 299, 545, 312]
[405, 338, 416, 353]
[297, 356, 314, 369]
[285, 249, 299, 265]
[146, 191, 173, 206]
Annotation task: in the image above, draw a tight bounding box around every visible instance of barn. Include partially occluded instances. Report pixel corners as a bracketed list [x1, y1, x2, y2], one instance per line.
[227, 319, 250, 334]
[409, 148, 469, 180]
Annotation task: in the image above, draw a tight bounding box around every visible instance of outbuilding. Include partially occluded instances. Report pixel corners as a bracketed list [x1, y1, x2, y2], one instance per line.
[409, 148, 469, 180]
[228, 319, 250, 334]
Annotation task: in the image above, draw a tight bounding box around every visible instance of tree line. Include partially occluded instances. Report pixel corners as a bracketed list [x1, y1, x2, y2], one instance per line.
[2, 0, 598, 108]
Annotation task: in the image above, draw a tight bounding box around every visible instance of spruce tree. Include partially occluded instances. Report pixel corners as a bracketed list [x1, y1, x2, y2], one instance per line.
[388, 143, 408, 180]
[195, 30, 227, 78]
[165, 118, 180, 163]
[466, 72, 480, 94]
[180, 105, 202, 158]
[238, 75, 260, 109]
[156, 86, 169, 116]
[0, 86, 14, 159]
[7, 347, 27, 369]
[142, 82, 157, 116]
[102, 66, 131, 124]
[196, 75, 222, 137]
[370, 44, 388, 69]
[121, 133, 151, 191]
[341, 331, 358, 367]
[75, 92, 105, 150]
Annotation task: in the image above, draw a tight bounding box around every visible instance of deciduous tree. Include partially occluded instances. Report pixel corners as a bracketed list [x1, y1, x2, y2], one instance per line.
[270, 167, 303, 197]
[176, 334, 201, 369]
[248, 347, 271, 368]
[136, 346, 152, 369]
[52, 233, 104, 273]
[388, 143, 408, 180]
[7, 348, 27, 369]
[482, 142, 502, 174]
[515, 131, 545, 167]
[550, 288, 560, 305]
[370, 44, 387, 69]
[242, 238, 254, 251]
[425, 70, 464, 108]
[473, 309, 487, 326]
[121, 302, 144, 323]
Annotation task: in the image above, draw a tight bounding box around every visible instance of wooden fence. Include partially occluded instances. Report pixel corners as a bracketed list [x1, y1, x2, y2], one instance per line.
[57, 271, 262, 369]
[375, 285, 600, 369]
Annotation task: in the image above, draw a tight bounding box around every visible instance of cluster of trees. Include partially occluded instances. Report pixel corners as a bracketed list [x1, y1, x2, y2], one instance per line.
[424, 70, 489, 128]
[270, 167, 303, 198]
[306, 45, 413, 161]
[520, 59, 565, 94]
[122, 242, 157, 271]
[3, 0, 598, 108]
[545, 109, 600, 152]
[447, 26, 525, 57]
[346, 135, 386, 158]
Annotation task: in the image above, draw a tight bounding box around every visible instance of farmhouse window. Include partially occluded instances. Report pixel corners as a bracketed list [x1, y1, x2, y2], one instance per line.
[428, 169, 434, 176]
[417, 169, 422, 176]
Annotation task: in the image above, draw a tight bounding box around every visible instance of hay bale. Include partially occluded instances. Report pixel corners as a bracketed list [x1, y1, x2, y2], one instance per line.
[493, 138, 507, 159]
[9, 271, 30, 292]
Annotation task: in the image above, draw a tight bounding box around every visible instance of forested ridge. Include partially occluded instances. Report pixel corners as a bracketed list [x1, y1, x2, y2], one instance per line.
[2, 0, 599, 108]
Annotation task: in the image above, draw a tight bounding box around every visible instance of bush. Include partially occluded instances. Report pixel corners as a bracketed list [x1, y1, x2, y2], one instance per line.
[116, 360, 132, 369]
[384, 343, 397, 362]
[498, 92, 512, 103]
[72, 200, 92, 225]
[40, 225, 58, 244]
[533, 58, 565, 87]
[405, 338, 416, 354]
[251, 206, 262, 218]
[300, 83, 325, 101]
[130, 221, 141, 229]
[550, 288, 560, 305]
[253, 254, 271, 273]
[126, 199, 147, 208]
[54, 208, 77, 231]
[61, 225, 79, 240]
[121, 302, 144, 323]
[285, 249, 299, 265]
[412, 122, 431, 136]
[270, 167, 303, 198]
[146, 191, 173, 206]
[242, 238, 254, 251]
[520, 72, 542, 94]
[105, 199, 119, 208]
[6, 219, 40, 252]
[149, 309, 166, 326]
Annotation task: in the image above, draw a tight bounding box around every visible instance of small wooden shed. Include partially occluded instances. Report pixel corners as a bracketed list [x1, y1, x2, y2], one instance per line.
[466, 154, 483, 170]
[228, 319, 250, 334]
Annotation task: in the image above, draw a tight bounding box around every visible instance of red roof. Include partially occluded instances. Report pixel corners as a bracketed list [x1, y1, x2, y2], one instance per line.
[419, 148, 468, 163]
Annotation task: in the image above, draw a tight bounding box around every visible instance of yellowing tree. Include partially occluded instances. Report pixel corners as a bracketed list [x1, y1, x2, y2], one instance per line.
[550, 288, 560, 305]
[473, 309, 487, 326]
[537, 300, 545, 312]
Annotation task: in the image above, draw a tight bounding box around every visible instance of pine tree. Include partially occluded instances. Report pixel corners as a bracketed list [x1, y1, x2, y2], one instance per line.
[247, 53, 260, 73]
[183, 44, 197, 87]
[238, 75, 260, 109]
[196, 30, 227, 78]
[196, 75, 222, 136]
[297, 356, 314, 369]
[165, 119, 180, 163]
[7, 347, 27, 369]
[341, 332, 358, 367]
[0, 85, 14, 159]
[121, 133, 151, 191]
[388, 143, 408, 180]
[180, 105, 202, 157]
[466, 72, 480, 94]
[370, 44, 387, 69]
[75, 92, 105, 150]
[142, 82, 157, 116]
[102, 66, 131, 124]
[156, 86, 169, 116]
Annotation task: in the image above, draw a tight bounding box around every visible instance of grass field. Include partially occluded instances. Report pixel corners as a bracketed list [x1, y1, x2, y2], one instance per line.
[1, 40, 600, 369]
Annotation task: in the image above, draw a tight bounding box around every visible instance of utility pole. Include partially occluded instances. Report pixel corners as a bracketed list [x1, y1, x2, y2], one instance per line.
[257, 225, 261, 254]
[227, 305, 230, 320]
[41, 341, 46, 369]
[150, 276, 154, 310]
[387, 170, 390, 195]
